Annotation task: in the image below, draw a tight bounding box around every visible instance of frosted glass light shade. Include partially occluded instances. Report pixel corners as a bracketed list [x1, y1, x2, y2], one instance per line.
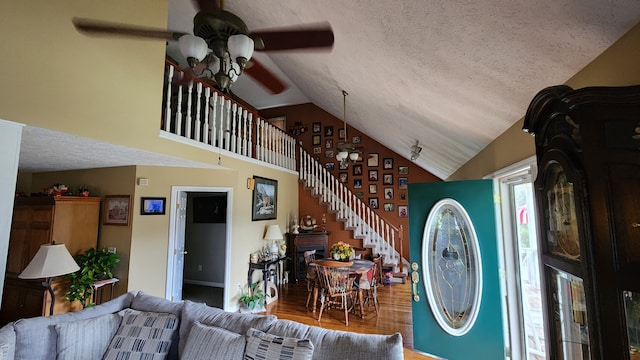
[227, 34, 254, 60]
[178, 35, 208, 62]
[19, 244, 79, 279]
[336, 151, 348, 161]
[263, 224, 284, 241]
[349, 152, 359, 161]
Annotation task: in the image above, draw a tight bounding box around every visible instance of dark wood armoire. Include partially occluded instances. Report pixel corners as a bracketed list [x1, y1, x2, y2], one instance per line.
[524, 85, 640, 359]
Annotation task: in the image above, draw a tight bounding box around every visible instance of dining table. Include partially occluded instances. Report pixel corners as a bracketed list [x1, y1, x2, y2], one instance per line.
[307, 259, 374, 314]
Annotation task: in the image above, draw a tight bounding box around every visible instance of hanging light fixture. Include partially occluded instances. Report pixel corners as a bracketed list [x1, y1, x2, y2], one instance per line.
[177, 6, 254, 92]
[410, 141, 422, 161]
[336, 90, 360, 167]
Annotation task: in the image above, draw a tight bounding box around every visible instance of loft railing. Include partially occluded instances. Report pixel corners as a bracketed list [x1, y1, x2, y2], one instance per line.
[160, 61, 295, 171]
[299, 148, 405, 269]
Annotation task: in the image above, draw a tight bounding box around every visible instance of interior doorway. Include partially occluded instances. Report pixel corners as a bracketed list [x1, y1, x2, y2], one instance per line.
[166, 186, 233, 310]
[490, 157, 546, 360]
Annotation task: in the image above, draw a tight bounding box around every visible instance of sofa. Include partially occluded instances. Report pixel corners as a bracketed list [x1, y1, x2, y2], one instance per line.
[0, 291, 403, 360]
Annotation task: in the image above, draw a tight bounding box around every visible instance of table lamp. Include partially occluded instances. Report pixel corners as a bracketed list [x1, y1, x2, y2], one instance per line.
[19, 243, 80, 316]
[263, 224, 283, 257]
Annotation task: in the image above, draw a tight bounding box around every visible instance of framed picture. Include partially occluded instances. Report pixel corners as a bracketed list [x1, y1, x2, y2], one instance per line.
[398, 205, 408, 218]
[324, 125, 334, 137]
[354, 178, 363, 189]
[369, 197, 379, 209]
[383, 173, 393, 185]
[313, 147, 322, 154]
[384, 188, 393, 199]
[266, 116, 286, 131]
[355, 191, 364, 199]
[103, 195, 131, 226]
[383, 158, 393, 169]
[339, 172, 348, 183]
[352, 136, 361, 144]
[338, 128, 345, 139]
[368, 170, 378, 181]
[325, 139, 333, 148]
[398, 177, 408, 189]
[367, 153, 379, 167]
[398, 166, 409, 175]
[326, 162, 335, 171]
[325, 150, 334, 158]
[312, 122, 321, 133]
[384, 203, 394, 212]
[400, 192, 407, 201]
[369, 184, 377, 194]
[141, 197, 166, 215]
[192, 195, 226, 223]
[352, 164, 363, 176]
[312, 135, 321, 145]
[339, 161, 348, 170]
[252, 176, 277, 221]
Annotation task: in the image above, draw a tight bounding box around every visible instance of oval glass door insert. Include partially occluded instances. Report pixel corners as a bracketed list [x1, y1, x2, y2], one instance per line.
[422, 198, 483, 336]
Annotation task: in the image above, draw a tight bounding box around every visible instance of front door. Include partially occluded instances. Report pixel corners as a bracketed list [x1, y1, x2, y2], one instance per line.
[409, 180, 504, 359]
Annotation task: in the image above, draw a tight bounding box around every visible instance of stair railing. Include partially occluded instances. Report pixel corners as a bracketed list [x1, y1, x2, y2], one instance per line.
[299, 148, 405, 268]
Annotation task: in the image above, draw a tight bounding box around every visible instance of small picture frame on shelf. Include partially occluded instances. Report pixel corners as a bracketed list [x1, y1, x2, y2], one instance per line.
[141, 197, 166, 215]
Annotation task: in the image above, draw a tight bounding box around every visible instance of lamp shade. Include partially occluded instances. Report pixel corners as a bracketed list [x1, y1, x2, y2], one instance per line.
[178, 34, 209, 62]
[349, 152, 359, 161]
[263, 224, 284, 241]
[227, 34, 254, 61]
[19, 244, 80, 279]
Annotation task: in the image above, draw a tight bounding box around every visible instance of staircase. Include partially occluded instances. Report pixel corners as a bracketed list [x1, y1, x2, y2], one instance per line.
[299, 149, 408, 281]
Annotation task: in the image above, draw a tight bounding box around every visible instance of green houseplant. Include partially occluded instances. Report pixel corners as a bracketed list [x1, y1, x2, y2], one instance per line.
[239, 282, 267, 312]
[65, 247, 120, 308]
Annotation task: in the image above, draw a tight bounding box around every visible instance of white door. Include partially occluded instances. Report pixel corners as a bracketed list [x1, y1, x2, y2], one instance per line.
[167, 191, 187, 301]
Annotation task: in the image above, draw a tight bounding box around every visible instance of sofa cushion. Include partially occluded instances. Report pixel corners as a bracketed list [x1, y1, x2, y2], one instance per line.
[179, 300, 277, 356]
[13, 291, 135, 360]
[244, 327, 314, 360]
[0, 323, 15, 360]
[55, 313, 121, 360]
[131, 291, 182, 316]
[266, 320, 403, 360]
[181, 321, 245, 360]
[103, 310, 179, 360]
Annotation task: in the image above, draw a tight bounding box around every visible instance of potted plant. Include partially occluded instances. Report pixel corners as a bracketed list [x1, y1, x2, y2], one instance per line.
[239, 282, 267, 313]
[65, 247, 120, 308]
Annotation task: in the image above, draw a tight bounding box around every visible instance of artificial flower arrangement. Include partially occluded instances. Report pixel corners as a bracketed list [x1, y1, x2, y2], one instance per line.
[330, 241, 355, 261]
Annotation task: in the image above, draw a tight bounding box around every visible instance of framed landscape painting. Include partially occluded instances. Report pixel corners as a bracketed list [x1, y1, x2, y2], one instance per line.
[252, 176, 277, 221]
[104, 195, 131, 226]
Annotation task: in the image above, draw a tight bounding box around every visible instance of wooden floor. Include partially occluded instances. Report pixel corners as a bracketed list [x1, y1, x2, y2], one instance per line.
[266, 280, 439, 360]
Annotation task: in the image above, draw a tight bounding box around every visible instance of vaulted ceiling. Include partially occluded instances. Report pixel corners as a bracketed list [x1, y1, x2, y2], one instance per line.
[167, 0, 640, 179]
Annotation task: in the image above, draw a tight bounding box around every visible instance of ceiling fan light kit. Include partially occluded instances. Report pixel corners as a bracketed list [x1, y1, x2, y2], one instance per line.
[410, 141, 422, 161]
[335, 90, 360, 168]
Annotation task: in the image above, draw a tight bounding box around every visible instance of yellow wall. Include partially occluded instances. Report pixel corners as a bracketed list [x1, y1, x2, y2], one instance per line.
[24, 159, 298, 309]
[449, 21, 640, 180]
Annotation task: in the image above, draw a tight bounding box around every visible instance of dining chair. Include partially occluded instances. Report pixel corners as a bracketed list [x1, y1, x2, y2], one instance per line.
[303, 249, 317, 308]
[315, 260, 355, 325]
[354, 259, 379, 316]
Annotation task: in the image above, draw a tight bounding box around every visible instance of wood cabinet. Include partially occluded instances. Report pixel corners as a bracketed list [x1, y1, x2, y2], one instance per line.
[524, 85, 640, 359]
[1, 196, 100, 325]
[286, 232, 328, 282]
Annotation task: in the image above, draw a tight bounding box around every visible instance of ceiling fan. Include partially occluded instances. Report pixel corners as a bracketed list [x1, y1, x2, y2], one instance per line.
[336, 90, 362, 167]
[72, 0, 334, 94]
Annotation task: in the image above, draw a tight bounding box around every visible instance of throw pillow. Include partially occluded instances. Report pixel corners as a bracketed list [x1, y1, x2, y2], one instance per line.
[55, 313, 121, 360]
[103, 310, 179, 360]
[244, 327, 314, 360]
[181, 321, 245, 360]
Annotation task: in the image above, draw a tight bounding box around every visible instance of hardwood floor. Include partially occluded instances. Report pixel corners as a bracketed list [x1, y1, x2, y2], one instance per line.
[266, 280, 439, 360]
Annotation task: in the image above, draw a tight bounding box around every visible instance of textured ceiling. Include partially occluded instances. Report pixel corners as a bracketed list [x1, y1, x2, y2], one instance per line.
[167, 0, 640, 179]
[16, 1, 640, 178]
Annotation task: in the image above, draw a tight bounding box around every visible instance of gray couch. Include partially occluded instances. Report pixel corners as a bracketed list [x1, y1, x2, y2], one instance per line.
[0, 291, 403, 360]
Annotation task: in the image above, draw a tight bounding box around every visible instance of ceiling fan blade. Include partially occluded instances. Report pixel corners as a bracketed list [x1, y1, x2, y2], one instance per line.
[72, 18, 186, 41]
[244, 58, 288, 94]
[193, 0, 220, 14]
[250, 23, 334, 51]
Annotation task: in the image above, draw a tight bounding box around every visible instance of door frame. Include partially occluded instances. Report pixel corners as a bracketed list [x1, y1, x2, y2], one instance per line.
[166, 186, 233, 310]
[485, 155, 540, 359]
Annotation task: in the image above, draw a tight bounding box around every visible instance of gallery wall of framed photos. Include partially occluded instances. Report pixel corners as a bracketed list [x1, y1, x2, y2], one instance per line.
[259, 103, 441, 252]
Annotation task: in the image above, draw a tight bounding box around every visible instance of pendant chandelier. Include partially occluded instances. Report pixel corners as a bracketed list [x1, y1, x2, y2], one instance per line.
[335, 90, 360, 167]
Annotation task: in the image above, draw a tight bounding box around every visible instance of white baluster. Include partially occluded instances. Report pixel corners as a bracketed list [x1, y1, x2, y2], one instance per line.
[231, 103, 238, 153]
[210, 93, 219, 147]
[176, 83, 184, 136]
[247, 113, 253, 158]
[194, 82, 203, 142]
[185, 82, 193, 139]
[242, 109, 248, 156]
[203, 87, 211, 145]
[224, 99, 232, 151]
[164, 65, 174, 132]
